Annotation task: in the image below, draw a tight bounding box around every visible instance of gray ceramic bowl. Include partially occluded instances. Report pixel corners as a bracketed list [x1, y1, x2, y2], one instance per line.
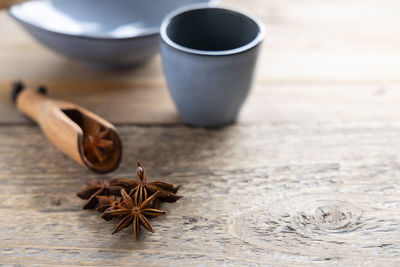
[9, 0, 217, 68]
[160, 5, 264, 127]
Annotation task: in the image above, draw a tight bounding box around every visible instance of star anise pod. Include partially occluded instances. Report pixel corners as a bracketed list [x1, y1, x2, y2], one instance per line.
[109, 162, 182, 208]
[77, 179, 123, 209]
[83, 128, 114, 163]
[96, 195, 124, 221]
[104, 189, 166, 240]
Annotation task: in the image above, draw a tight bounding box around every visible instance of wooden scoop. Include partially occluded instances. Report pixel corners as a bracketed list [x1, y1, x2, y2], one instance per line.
[12, 82, 122, 173]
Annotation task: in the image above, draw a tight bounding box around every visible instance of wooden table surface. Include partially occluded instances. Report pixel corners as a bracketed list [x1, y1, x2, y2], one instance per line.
[1, 0, 400, 266]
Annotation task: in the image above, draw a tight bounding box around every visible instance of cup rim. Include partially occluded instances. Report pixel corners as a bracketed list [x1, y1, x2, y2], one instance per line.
[160, 4, 265, 56]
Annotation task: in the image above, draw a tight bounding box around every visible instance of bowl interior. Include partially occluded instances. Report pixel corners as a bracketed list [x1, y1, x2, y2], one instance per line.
[166, 8, 260, 51]
[9, 0, 216, 39]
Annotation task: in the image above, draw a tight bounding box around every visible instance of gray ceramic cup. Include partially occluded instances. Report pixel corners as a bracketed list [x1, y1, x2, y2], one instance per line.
[160, 5, 265, 127]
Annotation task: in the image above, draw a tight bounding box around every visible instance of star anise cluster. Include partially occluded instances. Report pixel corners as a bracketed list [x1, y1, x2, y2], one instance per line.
[77, 162, 182, 240]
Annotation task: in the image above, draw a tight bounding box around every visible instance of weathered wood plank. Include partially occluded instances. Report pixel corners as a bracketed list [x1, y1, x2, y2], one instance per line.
[0, 124, 399, 265]
[1, 82, 400, 125]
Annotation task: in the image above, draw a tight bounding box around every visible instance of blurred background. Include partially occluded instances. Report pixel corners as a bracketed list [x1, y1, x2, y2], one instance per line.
[1, 0, 399, 125]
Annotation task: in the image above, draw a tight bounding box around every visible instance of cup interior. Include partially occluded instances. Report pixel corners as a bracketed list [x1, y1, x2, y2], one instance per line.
[164, 7, 262, 53]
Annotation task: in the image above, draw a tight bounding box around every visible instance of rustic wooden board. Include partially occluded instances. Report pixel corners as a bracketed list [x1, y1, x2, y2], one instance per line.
[0, 124, 400, 266]
[4, 82, 400, 126]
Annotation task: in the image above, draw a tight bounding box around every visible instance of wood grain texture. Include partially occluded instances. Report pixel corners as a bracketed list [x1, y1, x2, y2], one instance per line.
[0, 124, 400, 266]
[0, 0, 400, 265]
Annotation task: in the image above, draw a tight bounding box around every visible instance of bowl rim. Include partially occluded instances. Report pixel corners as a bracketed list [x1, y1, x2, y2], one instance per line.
[8, 0, 219, 41]
[160, 4, 265, 56]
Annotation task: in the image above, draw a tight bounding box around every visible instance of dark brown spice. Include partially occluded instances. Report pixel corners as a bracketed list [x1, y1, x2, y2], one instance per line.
[83, 128, 114, 163]
[77, 161, 181, 240]
[109, 162, 182, 208]
[104, 189, 166, 240]
[77, 179, 123, 209]
[96, 195, 124, 221]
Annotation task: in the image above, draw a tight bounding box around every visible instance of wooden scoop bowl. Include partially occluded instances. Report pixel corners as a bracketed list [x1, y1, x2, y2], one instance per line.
[12, 82, 122, 173]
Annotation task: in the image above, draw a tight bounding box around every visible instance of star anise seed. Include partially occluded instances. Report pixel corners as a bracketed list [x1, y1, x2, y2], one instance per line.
[105, 189, 166, 240]
[77, 179, 123, 209]
[109, 162, 182, 208]
[96, 195, 124, 221]
[83, 128, 114, 163]
[108, 177, 138, 191]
